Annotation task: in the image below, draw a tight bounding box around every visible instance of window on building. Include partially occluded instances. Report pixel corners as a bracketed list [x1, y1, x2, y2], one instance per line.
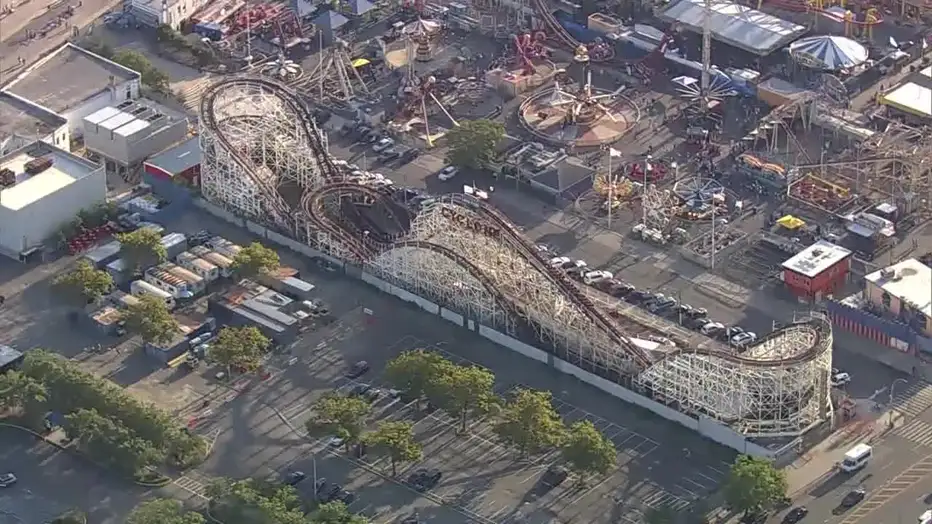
[881, 291, 892, 308]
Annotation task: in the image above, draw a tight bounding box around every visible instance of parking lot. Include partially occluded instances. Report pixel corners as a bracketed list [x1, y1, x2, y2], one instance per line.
[291, 333, 732, 524]
[0, 429, 144, 524]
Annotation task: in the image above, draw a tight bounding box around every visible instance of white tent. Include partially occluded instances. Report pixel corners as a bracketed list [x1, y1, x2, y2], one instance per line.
[789, 35, 868, 71]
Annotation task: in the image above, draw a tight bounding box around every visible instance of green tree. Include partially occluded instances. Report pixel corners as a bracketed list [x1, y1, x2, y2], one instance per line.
[52, 259, 114, 304]
[384, 349, 452, 409]
[432, 364, 498, 432]
[0, 370, 47, 414]
[231, 242, 281, 278]
[116, 227, 167, 272]
[493, 388, 566, 458]
[207, 478, 307, 524]
[561, 420, 616, 480]
[723, 455, 788, 515]
[111, 50, 170, 91]
[209, 326, 270, 374]
[64, 408, 164, 475]
[444, 119, 505, 170]
[305, 393, 371, 453]
[123, 294, 179, 345]
[127, 498, 205, 524]
[310, 501, 369, 523]
[644, 505, 677, 524]
[365, 421, 422, 476]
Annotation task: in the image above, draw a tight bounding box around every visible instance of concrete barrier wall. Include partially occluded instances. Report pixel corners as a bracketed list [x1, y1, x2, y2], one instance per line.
[478, 325, 548, 363]
[440, 308, 464, 326]
[195, 198, 773, 457]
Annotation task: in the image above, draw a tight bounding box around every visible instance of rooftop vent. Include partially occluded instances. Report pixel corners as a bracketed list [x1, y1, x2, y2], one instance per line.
[0, 168, 15, 188]
[116, 100, 134, 110]
[146, 112, 164, 122]
[24, 156, 53, 175]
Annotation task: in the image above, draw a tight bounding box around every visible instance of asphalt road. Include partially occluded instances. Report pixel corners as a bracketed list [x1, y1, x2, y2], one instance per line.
[0, 429, 145, 524]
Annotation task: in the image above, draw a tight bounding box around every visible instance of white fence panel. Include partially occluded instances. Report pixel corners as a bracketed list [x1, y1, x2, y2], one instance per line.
[440, 308, 464, 326]
[478, 325, 548, 363]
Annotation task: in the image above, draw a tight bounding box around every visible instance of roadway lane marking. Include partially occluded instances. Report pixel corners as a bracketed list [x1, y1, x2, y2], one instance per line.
[838, 453, 932, 524]
[890, 383, 932, 419]
[173, 476, 208, 500]
[894, 420, 932, 448]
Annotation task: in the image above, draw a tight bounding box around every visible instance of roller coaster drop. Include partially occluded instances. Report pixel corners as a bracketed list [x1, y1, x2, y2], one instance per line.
[199, 77, 834, 438]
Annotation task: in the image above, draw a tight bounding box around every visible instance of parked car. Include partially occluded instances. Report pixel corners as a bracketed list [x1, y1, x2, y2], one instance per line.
[349, 383, 382, 402]
[373, 138, 394, 152]
[346, 360, 370, 379]
[549, 256, 571, 268]
[700, 321, 725, 336]
[541, 465, 568, 488]
[731, 332, 758, 348]
[378, 148, 401, 163]
[783, 506, 808, 524]
[438, 166, 459, 181]
[648, 298, 677, 313]
[0, 473, 16, 488]
[583, 270, 613, 285]
[407, 469, 442, 492]
[399, 148, 421, 163]
[831, 372, 851, 387]
[610, 282, 636, 297]
[284, 471, 306, 485]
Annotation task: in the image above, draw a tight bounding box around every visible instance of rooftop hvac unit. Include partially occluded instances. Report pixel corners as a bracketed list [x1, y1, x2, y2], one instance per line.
[24, 156, 53, 175]
[116, 100, 134, 110]
[0, 168, 14, 188]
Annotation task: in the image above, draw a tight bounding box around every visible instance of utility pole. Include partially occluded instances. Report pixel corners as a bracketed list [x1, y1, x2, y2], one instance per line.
[641, 155, 651, 226]
[700, 0, 712, 113]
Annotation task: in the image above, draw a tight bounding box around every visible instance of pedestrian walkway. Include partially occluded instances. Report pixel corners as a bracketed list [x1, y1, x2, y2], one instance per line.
[894, 419, 932, 448]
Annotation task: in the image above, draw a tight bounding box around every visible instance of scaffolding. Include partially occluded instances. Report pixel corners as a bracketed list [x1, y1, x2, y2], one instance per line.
[199, 76, 837, 438]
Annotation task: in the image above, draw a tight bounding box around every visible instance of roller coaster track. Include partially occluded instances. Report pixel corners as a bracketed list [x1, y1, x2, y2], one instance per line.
[201, 76, 830, 376]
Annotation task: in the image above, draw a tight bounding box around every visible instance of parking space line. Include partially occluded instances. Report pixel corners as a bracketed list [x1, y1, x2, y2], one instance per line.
[683, 478, 707, 491]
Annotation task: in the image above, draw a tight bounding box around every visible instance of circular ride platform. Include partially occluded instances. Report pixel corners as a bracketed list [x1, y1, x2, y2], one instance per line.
[519, 87, 639, 148]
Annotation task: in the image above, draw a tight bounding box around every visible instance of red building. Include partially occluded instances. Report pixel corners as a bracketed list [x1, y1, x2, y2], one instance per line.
[780, 240, 852, 300]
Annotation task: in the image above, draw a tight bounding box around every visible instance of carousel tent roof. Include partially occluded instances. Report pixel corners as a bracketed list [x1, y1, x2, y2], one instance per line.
[346, 0, 375, 15]
[403, 18, 442, 35]
[789, 35, 868, 71]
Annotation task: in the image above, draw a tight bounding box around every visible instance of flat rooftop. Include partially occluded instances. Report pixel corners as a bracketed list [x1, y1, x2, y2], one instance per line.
[882, 66, 932, 119]
[660, 0, 806, 56]
[3, 43, 140, 114]
[0, 92, 66, 142]
[144, 137, 201, 176]
[781, 240, 852, 278]
[0, 142, 100, 211]
[865, 258, 932, 318]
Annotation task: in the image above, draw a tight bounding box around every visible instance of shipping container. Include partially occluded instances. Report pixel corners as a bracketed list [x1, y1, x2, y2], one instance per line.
[83, 241, 122, 268]
[160, 233, 189, 260]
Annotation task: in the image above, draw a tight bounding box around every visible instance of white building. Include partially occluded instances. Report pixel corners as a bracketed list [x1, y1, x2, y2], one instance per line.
[2, 43, 141, 139]
[0, 141, 106, 257]
[0, 92, 70, 156]
[125, 0, 210, 29]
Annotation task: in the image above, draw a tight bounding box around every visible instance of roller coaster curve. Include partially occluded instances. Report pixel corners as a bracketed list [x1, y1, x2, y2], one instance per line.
[199, 77, 833, 436]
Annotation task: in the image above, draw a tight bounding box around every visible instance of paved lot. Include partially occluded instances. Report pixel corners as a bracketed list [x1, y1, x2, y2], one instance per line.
[0, 429, 144, 524]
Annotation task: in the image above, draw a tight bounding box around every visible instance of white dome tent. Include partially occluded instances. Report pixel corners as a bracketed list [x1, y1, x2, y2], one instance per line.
[789, 35, 868, 71]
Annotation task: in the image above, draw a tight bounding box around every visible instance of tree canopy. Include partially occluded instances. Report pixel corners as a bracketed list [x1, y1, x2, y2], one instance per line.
[493, 388, 566, 457]
[310, 502, 368, 524]
[231, 242, 281, 278]
[0, 370, 47, 417]
[561, 420, 616, 479]
[50, 510, 87, 524]
[117, 227, 167, 272]
[384, 350, 451, 408]
[209, 326, 270, 374]
[444, 119, 505, 170]
[305, 393, 371, 453]
[432, 364, 498, 432]
[365, 421, 421, 476]
[19, 350, 206, 471]
[127, 498, 205, 524]
[123, 294, 179, 345]
[52, 259, 114, 304]
[207, 478, 308, 524]
[111, 50, 171, 92]
[723, 455, 788, 515]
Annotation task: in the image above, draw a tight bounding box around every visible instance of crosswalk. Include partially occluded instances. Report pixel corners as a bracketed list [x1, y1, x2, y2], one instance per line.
[895, 419, 932, 448]
[889, 383, 932, 419]
[174, 476, 208, 499]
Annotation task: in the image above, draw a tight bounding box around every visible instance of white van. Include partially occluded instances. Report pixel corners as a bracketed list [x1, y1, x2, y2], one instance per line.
[839, 443, 872, 472]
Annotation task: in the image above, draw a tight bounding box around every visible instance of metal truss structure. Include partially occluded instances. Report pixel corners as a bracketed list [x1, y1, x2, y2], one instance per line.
[200, 77, 834, 438]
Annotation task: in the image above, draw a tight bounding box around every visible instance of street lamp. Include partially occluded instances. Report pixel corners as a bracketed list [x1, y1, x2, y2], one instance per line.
[888, 378, 909, 405]
[671, 161, 679, 182]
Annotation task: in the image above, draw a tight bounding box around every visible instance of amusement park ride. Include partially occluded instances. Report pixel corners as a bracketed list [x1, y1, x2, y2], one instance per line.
[512, 32, 549, 76]
[303, 39, 371, 101]
[550, 47, 627, 126]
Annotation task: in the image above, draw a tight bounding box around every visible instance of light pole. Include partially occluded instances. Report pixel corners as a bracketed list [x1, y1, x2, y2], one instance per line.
[889, 378, 909, 405]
